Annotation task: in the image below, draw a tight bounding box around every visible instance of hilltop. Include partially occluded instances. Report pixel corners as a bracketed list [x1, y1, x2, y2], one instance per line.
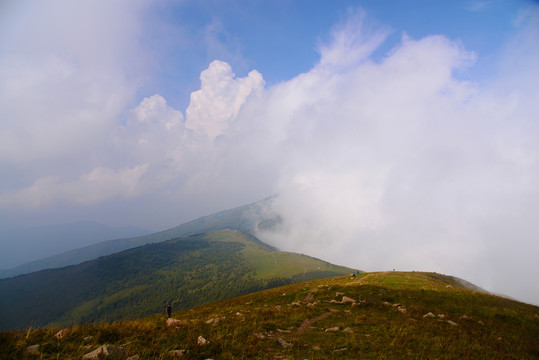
[0, 199, 275, 279]
[1, 271, 537, 359]
[0, 229, 354, 330]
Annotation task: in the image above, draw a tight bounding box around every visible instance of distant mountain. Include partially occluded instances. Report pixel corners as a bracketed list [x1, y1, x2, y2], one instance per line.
[0, 229, 355, 330]
[0, 198, 276, 279]
[0, 221, 152, 270]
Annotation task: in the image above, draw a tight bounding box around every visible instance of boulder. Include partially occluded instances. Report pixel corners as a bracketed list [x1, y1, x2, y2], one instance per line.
[169, 350, 186, 357]
[277, 338, 293, 347]
[166, 318, 185, 327]
[25, 344, 40, 354]
[82, 345, 126, 359]
[205, 318, 219, 325]
[197, 336, 207, 345]
[54, 328, 69, 339]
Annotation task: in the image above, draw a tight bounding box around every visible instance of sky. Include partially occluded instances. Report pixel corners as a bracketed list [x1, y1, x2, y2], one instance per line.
[1, 0, 538, 305]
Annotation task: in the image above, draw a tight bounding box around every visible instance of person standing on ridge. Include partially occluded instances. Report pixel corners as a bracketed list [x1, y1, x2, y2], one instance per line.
[166, 303, 172, 318]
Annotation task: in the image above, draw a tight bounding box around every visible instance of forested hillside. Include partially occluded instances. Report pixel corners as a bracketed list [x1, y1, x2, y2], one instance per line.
[0, 230, 354, 330]
[0, 198, 276, 279]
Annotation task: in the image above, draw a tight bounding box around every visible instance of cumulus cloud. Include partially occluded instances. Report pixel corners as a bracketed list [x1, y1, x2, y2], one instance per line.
[185, 60, 264, 141]
[248, 11, 539, 304]
[0, 4, 537, 305]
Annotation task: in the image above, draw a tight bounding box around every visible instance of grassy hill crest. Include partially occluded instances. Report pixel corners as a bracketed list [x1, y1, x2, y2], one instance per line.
[1, 271, 537, 359]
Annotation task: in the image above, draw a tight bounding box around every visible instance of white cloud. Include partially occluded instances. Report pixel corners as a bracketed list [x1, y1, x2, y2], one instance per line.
[0, 0, 147, 167]
[185, 60, 265, 141]
[0, 165, 149, 209]
[0, 3, 537, 305]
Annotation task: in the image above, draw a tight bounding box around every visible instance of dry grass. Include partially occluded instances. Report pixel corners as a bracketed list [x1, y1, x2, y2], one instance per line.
[2, 272, 538, 359]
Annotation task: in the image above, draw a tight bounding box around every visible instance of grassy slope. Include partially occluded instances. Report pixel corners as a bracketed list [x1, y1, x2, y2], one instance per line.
[0, 199, 275, 279]
[207, 230, 355, 281]
[2, 272, 537, 359]
[0, 230, 354, 330]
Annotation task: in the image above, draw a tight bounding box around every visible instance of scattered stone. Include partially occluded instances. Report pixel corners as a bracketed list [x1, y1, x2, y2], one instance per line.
[325, 327, 339, 332]
[478, 320, 485, 325]
[277, 329, 292, 333]
[169, 349, 187, 357]
[336, 292, 344, 297]
[277, 338, 293, 348]
[126, 355, 140, 360]
[334, 347, 347, 352]
[25, 345, 40, 354]
[344, 310, 351, 313]
[409, 318, 417, 322]
[343, 327, 354, 333]
[341, 296, 357, 304]
[447, 320, 458, 326]
[253, 332, 266, 339]
[307, 303, 316, 308]
[330, 300, 340, 304]
[313, 346, 322, 351]
[304, 292, 314, 301]
[383, 301, 391, 306]
[205, 318, 219, 325]
[166, 318, 185, 327]
[423, 312, 436, 318]
[275, 305, 281, 310]
[460, 315, 471, 320]
[83, 336, 94, 342]
[82, 345, 126, 359]
[282, 293, 287, 296]
[197, 336, 207, 345]
[54, 328, 69, 339]
[235, 312, 243, 316]
[399, 308, 407, 314]
[437, 314, 446, 319]
[392, 303, 401, 308]
[446, 285, 453, 288]
[290, 302, 301, 307]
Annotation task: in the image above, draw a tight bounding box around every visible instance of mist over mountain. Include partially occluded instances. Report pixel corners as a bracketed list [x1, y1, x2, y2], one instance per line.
[0, 199, 275, 279]
[0, 222, 152, 270]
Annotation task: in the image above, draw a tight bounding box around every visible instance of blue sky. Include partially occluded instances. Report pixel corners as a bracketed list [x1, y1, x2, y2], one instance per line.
[127, 0, 529, 112]
[1, 0, 538, 305]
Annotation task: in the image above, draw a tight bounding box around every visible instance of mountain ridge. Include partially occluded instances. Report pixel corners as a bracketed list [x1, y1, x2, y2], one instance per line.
[0, 229, 355, 331]
[0, 198, 275, 279]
